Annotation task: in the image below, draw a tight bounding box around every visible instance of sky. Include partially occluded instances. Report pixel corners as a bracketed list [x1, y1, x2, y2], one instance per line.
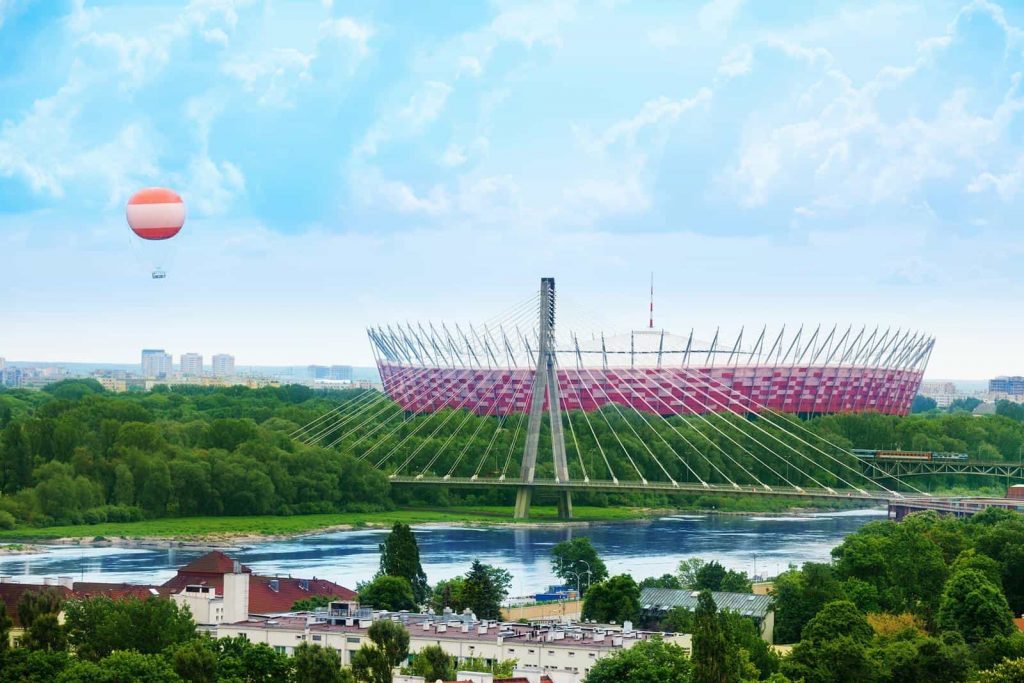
[2, 0, 1024, 377]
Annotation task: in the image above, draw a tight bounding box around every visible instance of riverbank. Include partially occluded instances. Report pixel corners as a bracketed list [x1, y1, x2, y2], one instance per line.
[0, 499, 875, 546]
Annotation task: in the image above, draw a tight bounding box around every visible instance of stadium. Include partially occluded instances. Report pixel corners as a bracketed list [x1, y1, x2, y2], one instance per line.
[368, 312, 933, 419]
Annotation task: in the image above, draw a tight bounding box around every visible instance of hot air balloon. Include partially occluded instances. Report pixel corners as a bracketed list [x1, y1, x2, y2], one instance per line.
[126, 187, 186, 279]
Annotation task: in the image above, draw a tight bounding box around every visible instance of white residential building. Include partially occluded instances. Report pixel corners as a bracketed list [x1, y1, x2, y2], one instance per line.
[216, 610, 690, 680]
[141, 349, 173, 379]
[180, 353, 204, 377]
[212, 354, 235, 377]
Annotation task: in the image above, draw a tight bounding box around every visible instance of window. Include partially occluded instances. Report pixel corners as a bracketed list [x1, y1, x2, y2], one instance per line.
[548, 650, 555, 656]
[274, 646, 285, 654]
[528, 649, 536, 654]
[312, 635, 322, 641]
[347, 637, 361, 644]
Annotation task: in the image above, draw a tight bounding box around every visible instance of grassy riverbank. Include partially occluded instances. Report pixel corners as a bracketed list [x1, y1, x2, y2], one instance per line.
[0, 496, 879, 543]
[0, 505, 659, 542]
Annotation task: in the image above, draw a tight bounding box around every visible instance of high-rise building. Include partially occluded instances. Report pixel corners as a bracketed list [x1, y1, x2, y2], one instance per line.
[212, 354, 235, 377]
[989, 376, 1024, 396]
[0, 357, 6, 371]
[330, 365, 353, 381]
[141, 349, 173, 379]
[308, 365, 329, 379]
[180, 353, 204, 377]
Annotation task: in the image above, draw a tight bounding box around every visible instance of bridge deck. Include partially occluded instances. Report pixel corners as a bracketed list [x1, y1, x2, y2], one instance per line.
[388, 475, 896, 503]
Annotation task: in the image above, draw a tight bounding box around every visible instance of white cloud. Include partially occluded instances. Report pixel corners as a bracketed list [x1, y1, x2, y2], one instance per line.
[489, 0, 577, 48]
[720, 4, 1024, 211]
[320, 16, 374, 59]
[358, 81, 453, 158]
[582, 88, 713, 155]
[222, 48, 315, 108]
[183, 156, 245, 216]
[440, 144, 468, 168]
[0, 65, 158, 203]
[698, 0, 743, 33]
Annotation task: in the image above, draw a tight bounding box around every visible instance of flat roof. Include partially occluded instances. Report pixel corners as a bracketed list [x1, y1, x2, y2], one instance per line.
[640, 588, 773, 619]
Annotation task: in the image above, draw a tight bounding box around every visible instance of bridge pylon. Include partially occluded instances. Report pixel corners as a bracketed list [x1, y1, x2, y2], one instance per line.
[514, 277, 572, 520]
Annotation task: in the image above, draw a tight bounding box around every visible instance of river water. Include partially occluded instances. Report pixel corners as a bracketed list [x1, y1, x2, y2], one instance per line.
[0, 510, 885, 596]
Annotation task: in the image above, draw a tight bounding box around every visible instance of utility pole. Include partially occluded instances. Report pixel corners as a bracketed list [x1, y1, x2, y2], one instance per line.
[515, 277, 572, 519]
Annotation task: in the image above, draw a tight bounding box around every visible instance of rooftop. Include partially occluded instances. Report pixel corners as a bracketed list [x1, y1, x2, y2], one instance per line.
[223, 613, 675, 651]
[640, 588, 774, 619]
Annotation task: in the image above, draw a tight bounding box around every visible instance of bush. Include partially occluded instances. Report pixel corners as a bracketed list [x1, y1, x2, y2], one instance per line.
[0, 510, 16, 530]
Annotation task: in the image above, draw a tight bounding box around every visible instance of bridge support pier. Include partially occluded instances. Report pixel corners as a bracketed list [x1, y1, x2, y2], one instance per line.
[515, 277, 572, 520]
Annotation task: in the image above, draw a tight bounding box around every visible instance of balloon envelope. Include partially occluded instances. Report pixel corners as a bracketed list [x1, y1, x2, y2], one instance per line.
[126, 187, 185, 240]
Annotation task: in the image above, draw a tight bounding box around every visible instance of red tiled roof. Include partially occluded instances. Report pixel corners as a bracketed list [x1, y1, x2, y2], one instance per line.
[249, 576, 357, 614]
[177, 551, 251, 575]
[161, 557, 357, 615]
[1015, 617, 1024, 632]
[0, 584, 73, 627]
[71, 582, 161, 601]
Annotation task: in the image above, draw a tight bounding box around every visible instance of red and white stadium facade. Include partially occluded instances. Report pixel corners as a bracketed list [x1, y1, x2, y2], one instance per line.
[369, 325, 933, 417]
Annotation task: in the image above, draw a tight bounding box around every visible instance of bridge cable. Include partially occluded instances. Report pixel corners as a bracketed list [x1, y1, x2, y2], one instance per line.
[672, 366, 921, 496]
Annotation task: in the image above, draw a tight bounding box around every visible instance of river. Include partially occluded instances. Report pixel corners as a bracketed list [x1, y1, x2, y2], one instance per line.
[0, 509, 885, 596]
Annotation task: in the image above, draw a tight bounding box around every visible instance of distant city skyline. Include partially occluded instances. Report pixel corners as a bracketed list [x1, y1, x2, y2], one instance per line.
[4, 2, 1024, 377]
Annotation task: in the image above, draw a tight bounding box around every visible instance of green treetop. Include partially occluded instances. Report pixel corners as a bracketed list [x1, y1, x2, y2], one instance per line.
[378, 523, 429, 605]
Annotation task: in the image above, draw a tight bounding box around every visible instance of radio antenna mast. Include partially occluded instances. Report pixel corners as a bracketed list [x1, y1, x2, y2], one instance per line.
[649, 272, 654, 329]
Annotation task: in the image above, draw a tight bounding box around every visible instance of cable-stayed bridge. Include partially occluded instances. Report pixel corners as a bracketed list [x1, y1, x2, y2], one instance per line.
[289, 279, 1019, 518]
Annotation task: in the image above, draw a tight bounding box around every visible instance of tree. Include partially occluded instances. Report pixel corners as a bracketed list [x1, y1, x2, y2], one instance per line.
[17, 590, 66, 651]
[801, 600, 874, 645]
[782, 601, 878, 683]
[691, 590, 732, 683]
[937, 568, 1014, 643]
[352, 619, 410, 683]
[170, 638, 218, 683]
[1, 422, 33, 492]
[63, 597, 197, 660]
[0, 601, 12, 651]
[429, 577, 466, 614]
[550, 537, 608, 586]
[910, 396, 937, 413]
[638, 573, 682, 590]
[461, 560, 506, 621]
[974, 658, 1024, 683]
[0, 649, 73, 682]
[584, 637, 691, 683]
[294, 642, 353, 683]
[292, 595, 335, 612]
[693, 560, 752, 593]
[378, 523, 429, 605]
[947, 397, 982, 413]
[359, 576, 416, 612]
[209, 636, 292, 683]
[678, 558, 705, 588]
[55, 650, 181, 682]
[771, 563, 842, 643]
[582, 575, 640, 625]
[403, 644, 454, 682]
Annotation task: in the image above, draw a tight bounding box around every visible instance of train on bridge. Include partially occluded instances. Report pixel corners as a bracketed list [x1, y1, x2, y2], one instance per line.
[851, 448, 969, 462]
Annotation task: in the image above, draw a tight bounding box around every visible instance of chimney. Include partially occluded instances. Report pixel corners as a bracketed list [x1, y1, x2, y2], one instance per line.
[233, 561, 242, 574]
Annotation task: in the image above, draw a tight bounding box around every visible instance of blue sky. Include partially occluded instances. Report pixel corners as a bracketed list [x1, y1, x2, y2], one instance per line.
[2, 0, 1024, 377]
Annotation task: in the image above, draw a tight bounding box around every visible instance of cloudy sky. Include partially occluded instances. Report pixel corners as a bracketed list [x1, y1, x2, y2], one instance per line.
[2, 0, 1023, 377]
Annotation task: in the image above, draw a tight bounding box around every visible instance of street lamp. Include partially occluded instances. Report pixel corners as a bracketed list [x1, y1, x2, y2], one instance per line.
[578, 560, 592, 594]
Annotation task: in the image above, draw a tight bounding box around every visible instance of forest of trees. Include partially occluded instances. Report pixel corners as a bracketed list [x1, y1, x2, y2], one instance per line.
[578, 508, 1024, 682]
[0, 381, 1023, 528]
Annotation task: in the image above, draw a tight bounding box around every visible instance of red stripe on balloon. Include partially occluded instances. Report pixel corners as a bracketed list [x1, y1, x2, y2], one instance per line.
[130, 226, 183, 240]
